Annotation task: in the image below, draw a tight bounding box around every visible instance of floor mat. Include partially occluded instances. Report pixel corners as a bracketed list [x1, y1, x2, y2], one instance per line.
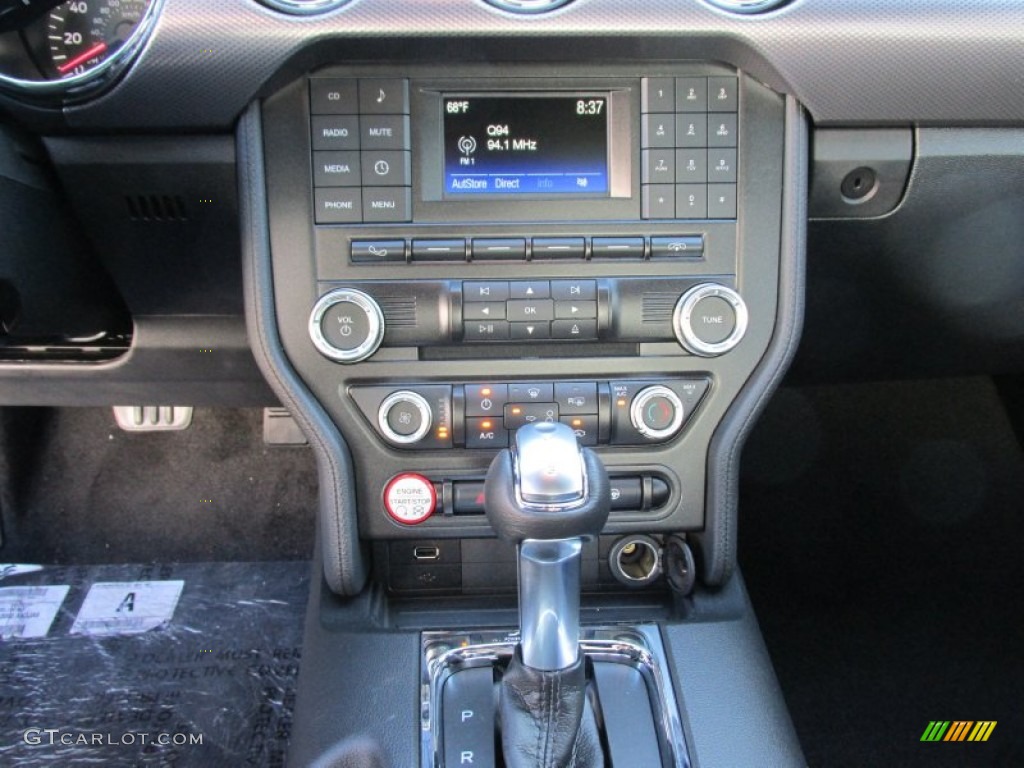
[0, 407, 317, 564]
[739, 377, 1024, 767]
[0, 560, 308, 767]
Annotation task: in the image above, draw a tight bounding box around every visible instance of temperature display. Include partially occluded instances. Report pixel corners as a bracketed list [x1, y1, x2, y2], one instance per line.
[443, 95, 609, 197]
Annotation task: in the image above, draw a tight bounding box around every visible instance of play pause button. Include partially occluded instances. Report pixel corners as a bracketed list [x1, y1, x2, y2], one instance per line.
[511, 322, 550, 340]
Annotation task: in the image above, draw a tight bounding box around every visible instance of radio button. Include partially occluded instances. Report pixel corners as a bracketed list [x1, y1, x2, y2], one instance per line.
[641, 114, 675, 149]
[591, 237, 644, 260]
[707, 114, 738, 148]
[351, 239, 406, 263]
[642, 184, 676, 219]
[314, 188, 362, 224]
[554, 382, 598, 414]
[358, 78, 410, 115]
[361, 150, 410, 186]
[551, 319, 597, 340]
[510, 322, 550, 340]
[363, 187, 411, 223]
[507, 299, 554, 323]
[531, 237, 585, 260]
[463, 302, 506, 321]
[650, 236, 704, 259]
[412, 239, 466, 261]
[550, 280, 596, 301]
[466, 418, 508, 449]
[472, 238, 527, 261]
[360, 115, 410, 150]
[675, 77, 708, 113]
[641, 77, 675, 113]
[675, 115, 708, 149]
[464, 281, 509, 302]
[312, 116, 360, 151]
[464, 321, 510, 342]
[642, 149, 675, 184]
[509, 281, 550, 299]
[675, 149, 708, 183]
[508, 382, 554, 403]
[676, 184, 708, 219]
[313, 150, 361, 187]
[310, 79, 358, 115]
[466, 383, 508, 416]
[554, 300, 597, 320]
[708, 76, 738, 113]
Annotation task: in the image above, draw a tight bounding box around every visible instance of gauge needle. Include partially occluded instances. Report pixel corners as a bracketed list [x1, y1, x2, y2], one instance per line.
[57, 41, 109, 74]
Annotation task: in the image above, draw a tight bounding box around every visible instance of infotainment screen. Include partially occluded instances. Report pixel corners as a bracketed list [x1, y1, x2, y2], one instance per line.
[442, 95, 609, 197]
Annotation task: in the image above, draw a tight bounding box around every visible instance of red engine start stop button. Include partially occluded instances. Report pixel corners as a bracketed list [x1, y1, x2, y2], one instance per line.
[383, 473, 437, 525]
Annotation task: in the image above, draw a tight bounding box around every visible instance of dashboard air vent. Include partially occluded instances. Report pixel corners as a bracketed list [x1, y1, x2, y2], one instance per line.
[482, 0, 573, 14]
[702, 0, 790, 13]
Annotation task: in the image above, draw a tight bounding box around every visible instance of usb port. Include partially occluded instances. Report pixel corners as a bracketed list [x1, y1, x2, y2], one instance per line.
[413, 546, 441, 561]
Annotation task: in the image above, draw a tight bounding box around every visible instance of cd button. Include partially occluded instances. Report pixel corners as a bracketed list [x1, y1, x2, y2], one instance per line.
[358, 78, 410, 114]
[509, 281, 551, 299]
[464, 321, 510, 342]
[554, 300, 597, 319]
[412, 239, 466, 262]
[675, 77, 708, 113]
[551, 319, 597, 340]
[507, 299, 554, 323]
[510, 323, 551, 341]
[362, 187, 411, 223]
[361, 150, 410, 186]
[551, 280, 596, 301]
[591, 237, 644, 260]
[472, 238, 527, 261]
[360, 115, 410, 150]
[531, 238, 585, 260]
[463, 281, 510, 302]
[641, 114, 675, 149]
[463, 302, 506, 321]
[313, 151, 361, 187]
[311, 115, 360, 150]
[309, 79, 358, 115]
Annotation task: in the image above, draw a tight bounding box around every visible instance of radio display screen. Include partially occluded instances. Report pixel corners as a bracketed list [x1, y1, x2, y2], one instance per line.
[442, 95, 610, 197]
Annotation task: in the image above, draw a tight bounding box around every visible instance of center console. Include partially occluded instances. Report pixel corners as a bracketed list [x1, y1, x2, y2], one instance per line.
[247, 58, 803, 767]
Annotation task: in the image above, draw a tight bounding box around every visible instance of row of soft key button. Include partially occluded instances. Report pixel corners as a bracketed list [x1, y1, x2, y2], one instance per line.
[640, 76, 738, 221]
[310, 78, 412, 224]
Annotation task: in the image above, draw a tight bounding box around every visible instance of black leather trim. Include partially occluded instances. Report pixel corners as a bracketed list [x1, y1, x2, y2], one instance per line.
[695, 95, 808, 585]
[484, 448, 611, 544]
[238, 102, 368, 596]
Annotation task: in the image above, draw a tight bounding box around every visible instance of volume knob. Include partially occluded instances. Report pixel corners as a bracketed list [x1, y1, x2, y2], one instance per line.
[308, 288, 385, 363]
[673, 284, 748, 357]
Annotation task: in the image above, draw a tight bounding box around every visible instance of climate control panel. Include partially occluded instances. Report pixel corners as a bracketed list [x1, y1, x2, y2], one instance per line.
[348, 378, 710, 450]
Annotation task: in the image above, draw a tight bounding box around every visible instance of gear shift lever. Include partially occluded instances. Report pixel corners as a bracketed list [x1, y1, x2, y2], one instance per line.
[484, 421, 610, 768]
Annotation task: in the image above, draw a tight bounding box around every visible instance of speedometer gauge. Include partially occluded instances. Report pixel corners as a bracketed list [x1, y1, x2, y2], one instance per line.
[48, 0, 150, 79]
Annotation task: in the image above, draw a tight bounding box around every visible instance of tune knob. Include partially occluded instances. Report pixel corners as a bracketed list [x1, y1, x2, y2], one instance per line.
[630, 385, 685, 440]
[378, 391, 433, 444]
[673, 284, 748, 357]
[308, 288, 385, 363]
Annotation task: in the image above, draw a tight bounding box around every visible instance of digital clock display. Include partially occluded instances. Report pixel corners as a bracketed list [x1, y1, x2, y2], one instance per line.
[442, 95, 610, 196]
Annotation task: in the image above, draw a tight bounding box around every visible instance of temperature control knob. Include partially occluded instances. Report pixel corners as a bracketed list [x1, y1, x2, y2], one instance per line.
[308, 288, 385, 363]
[673, 284, 748, 357]
[630, 386, 685, 440]
[378, 391, 433, 445]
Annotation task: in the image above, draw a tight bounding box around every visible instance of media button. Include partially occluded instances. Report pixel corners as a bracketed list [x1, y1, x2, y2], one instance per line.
[358, 78, 410, 115]
[351, 239, 406, 263]
[464, 321, 510, 342]
[463, 281, 510, 302]
[313, 151, 361, 187]
[551, 280, 596, 301]
[360, 115, 410, 150]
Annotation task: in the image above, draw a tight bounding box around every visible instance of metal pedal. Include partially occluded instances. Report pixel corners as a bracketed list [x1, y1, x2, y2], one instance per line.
[263, 407, 308, 445]
[113, 406, 193, 432]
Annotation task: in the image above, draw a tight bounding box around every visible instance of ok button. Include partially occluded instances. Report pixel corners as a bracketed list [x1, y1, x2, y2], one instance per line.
[506, 299, 554, 322]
